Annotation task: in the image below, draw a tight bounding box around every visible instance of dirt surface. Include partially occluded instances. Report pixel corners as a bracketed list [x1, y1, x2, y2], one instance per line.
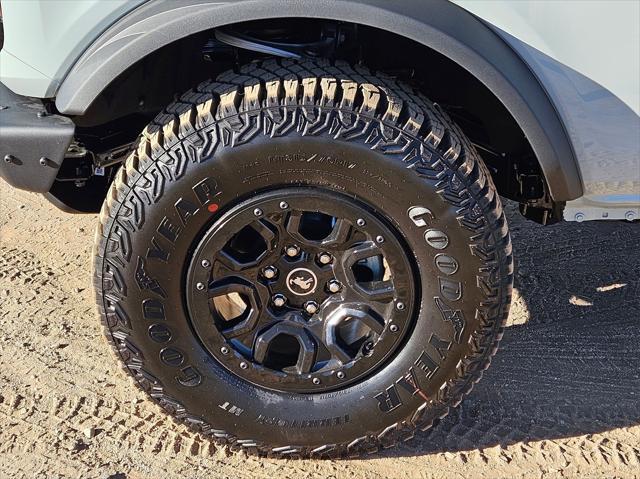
[1, 179, 639, 479]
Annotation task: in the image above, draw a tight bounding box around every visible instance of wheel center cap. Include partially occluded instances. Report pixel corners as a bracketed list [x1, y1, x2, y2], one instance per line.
[286, 268, 318, 296]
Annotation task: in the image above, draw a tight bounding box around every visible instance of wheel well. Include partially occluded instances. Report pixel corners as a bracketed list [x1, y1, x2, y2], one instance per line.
[54, 18, 559, 223]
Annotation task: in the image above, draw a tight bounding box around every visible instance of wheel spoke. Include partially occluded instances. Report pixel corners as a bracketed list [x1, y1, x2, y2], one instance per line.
[285, 211, 352, 247]
[284, 211, 303, 238]
[341, 241, 396, 302]
[342, 241, 380, 266]
[325, 337, 352, 364]
[324, 218, 352, 246]
[207, 276, 249, 298]
[322, 304, 385, 365]
[216, 220, 278, 271]
[352, 279, 395, 302]
[252, 218, 277, 244]
[229, 310, 279, 353]
[253, 318, 318, 374]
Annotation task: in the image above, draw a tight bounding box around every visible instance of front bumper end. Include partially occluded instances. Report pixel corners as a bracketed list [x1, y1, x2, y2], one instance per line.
[0, 82, 74, 193]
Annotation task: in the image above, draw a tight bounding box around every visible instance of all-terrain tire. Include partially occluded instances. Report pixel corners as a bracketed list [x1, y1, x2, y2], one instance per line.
[94, 58, 513, 458]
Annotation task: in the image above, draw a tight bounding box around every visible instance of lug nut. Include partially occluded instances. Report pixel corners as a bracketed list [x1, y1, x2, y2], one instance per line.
[285, 245, 300, 257]
[304, 301, 319, 315]
[356, 218, 366, 227]
[389, 324, 399, 332]
[240, 362, 248, 369]
[279, 201, 289, 209]
[396, 302, 405, 311]
[272, 294, 287, 308]
[220, 347, 229, 355]
[201, 259, 211, 268]
[317, 252, 333, 265]
[312, 377, 321, 385]
[376, 235, 385, 243]
[327, 280, 342, 293]
[262, 266, 278, 279]
[196, 282, 205, 291]
[253, 208, 263, 217]
[336, 371, 345, 379]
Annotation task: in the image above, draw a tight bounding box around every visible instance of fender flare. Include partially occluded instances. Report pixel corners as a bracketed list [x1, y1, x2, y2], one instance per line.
[54, 0, 583, 201]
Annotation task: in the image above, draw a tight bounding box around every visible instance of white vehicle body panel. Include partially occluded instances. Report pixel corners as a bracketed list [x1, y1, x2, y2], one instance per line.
[453, 0, 640, 115]
[1, 0, 638, 221]
[0, 0, 146, 97]
[454, 0, 640, 221]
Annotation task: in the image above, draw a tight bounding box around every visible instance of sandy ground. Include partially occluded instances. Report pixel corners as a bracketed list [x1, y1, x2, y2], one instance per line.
[1, 178, 639, 479]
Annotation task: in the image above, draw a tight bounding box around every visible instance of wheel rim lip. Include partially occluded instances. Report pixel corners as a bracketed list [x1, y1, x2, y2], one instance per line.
[184, 186, 420, 393]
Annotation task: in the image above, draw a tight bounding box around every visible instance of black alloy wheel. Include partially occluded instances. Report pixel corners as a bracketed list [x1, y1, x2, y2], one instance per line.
[186, 188, 417, 393]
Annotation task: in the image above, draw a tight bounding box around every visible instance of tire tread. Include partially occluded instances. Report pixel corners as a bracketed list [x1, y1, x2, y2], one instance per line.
[94, 58, 513, 458]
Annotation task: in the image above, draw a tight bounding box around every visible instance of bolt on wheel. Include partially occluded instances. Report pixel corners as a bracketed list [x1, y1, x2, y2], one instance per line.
[185, 188, 417, 393]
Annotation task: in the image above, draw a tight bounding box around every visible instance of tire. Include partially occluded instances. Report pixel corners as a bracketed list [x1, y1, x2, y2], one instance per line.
[94, 58, 513, 458]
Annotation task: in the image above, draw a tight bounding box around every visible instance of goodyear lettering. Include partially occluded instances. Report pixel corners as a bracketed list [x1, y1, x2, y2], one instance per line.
[135, 256, 166, 297]
[174, 198, 199, 225]
[407, 206, 434, 227]
[157, 216, 181, 243]
[434, 297, 466, 343]
[438, 277, 462, 301]
[147, 236, 169, 262]
[375, 334, 452, 412]
[142, 298, 165, 320]
[375, 384, 403, 412]
[192, 177, 220, 206]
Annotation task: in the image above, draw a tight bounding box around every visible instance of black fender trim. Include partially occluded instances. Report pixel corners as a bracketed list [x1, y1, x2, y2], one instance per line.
[0, 82, 74, 193]
[54, 0, 582, 201]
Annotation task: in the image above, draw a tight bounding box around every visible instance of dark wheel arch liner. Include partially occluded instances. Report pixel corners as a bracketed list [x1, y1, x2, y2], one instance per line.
[54, 0, 582, 201]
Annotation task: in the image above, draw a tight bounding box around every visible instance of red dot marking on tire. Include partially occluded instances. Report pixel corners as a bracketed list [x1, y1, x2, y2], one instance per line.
[208, 203, 219, 213]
